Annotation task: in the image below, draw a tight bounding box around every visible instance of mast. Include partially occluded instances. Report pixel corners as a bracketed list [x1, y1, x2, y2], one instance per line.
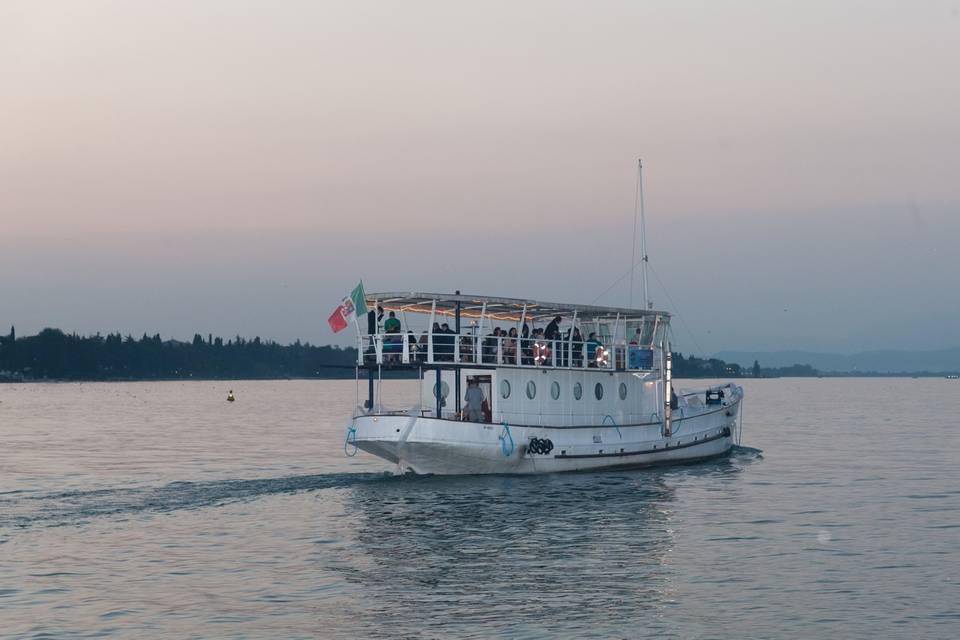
[638, 159, 651, 310]
[630, 158, 652, 310]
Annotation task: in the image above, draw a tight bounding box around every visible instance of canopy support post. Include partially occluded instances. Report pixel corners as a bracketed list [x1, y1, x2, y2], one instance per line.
[662, 338, 672, 437]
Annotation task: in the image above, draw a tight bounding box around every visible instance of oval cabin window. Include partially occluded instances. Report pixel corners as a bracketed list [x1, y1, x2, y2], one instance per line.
[434, 381, 450, 399]
[526, 380, 537, 399]
[594, 383, 604, 400]
[551, 381, 560, 400]
[619, 382, 628, 400]
[573, 382, 583, 400]
[500, 379, 511, 399]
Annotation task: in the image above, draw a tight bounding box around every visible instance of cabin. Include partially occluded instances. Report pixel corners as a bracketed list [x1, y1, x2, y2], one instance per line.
[355, 292, 673, 428]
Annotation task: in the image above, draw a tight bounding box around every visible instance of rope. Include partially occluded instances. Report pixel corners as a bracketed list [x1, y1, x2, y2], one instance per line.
[649, 263, 706, 357]
[602, 414, 622, 439]
[499, 422, 515, 457]
[344, 424, 358, 457]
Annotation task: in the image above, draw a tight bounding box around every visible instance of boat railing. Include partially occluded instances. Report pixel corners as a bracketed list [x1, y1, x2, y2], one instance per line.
[357, 332, 659, 372]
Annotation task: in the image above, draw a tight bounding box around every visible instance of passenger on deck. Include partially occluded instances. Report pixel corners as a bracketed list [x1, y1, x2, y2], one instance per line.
[544, 316, 562, 341]
[441, 323, 455, 361]
[586, 332, 602, 367]
[419, 331, 430, 361]
[627, 328, 643, 368]
[483, 327, 501, 363]
[521, 324, 532, 365]
[571, 327, 584, 367]
[430, 323, 442, 360]
[407, 330, 419, 361]
[384, 311, 401, 334]
[459, 334, 474, 363]
[464, 378, 486, 422]
[503, 327, 518, 363]
[382, 311, 401, 362]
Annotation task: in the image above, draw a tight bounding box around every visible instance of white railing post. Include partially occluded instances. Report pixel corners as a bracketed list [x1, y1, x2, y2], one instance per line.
[427, 300, 436, 364]
[402, 333, 409, 364]
[374, 334, 383, 364]
[475, 302, 487, 363]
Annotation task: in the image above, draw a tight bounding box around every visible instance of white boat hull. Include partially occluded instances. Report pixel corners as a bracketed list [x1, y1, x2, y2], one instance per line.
[350, 389, 742, 475]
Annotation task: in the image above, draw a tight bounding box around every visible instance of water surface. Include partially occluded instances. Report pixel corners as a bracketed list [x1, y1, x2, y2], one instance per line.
[1, 379, 957, 638]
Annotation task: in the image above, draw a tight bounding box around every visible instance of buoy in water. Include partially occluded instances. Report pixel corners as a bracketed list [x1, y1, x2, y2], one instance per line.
[227, 390, 235, 402]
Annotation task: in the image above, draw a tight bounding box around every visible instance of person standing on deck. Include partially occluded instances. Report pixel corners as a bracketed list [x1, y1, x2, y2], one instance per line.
[464, 378, 485, 422]
[586, 332, 602, 366]
[544, 315, 562, 362]
[384, 311, 401, 334]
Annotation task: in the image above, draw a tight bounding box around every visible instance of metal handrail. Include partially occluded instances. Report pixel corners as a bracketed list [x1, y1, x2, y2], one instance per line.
[357, 331, 660, 372]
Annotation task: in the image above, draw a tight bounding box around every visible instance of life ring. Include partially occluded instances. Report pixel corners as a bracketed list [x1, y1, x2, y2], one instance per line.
[595, 346, 610, 368]
[533, 341, 551, 365]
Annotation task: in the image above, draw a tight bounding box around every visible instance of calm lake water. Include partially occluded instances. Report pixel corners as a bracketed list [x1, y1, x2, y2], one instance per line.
[1, 378, 958, 639]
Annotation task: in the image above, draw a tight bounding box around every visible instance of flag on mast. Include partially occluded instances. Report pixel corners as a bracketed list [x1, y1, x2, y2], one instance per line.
[327, 301, 350, 333]
[327, 281, 368, 333]
[350, 281, 368, 317]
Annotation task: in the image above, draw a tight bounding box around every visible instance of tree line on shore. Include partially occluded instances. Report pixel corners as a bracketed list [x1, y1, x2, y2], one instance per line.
[0, 327, 818, 381]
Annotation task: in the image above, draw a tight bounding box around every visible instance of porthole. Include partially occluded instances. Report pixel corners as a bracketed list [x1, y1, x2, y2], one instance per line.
[500, 379, 511, 399]
[594, 383, 604, 400]
[433, 381, 450, 399]
[619, 382, 628, 400]
[551, 381, 560, 400]
[526, 380, 537, 399]
[573, 382, 583, 400]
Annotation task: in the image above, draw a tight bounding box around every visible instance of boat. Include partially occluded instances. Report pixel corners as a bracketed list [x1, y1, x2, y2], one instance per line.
[344, 292, 744, 475]
[342, 160, 742, 475]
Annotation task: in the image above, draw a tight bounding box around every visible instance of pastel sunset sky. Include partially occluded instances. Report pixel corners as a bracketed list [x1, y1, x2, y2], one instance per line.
[2, 1, 958, 353]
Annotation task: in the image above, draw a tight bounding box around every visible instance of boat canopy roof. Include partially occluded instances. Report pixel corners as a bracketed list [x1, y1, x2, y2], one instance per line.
[367, 292, 669, 323]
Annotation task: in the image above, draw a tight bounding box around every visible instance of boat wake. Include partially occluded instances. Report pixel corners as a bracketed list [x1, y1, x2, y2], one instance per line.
[2, 447, 764, 534]
[0, 472, 397, 533]
[731, 444, 764, 459]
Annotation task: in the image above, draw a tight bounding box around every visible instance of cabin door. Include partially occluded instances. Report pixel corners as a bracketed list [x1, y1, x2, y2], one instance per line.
[460, 370, 493, 423]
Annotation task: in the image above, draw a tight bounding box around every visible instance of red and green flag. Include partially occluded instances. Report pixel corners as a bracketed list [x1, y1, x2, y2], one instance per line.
[327, 281, 368, 334]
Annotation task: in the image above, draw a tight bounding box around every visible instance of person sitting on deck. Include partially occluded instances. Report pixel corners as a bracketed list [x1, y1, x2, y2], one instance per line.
[463, 377, 486, 422]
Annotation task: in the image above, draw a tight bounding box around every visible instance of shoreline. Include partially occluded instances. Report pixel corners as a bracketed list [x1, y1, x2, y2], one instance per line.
[2, 373, 956, 384]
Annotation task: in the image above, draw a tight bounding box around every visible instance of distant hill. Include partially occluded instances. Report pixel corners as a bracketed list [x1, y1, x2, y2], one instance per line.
[713, 347, 960, 374]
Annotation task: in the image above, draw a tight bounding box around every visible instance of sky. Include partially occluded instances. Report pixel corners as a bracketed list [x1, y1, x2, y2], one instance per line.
[2, 0, 958, 354]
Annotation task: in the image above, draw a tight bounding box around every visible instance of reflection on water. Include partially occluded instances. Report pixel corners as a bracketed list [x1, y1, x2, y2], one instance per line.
[2, 379, 959, 639]
[334, 459, 750, 639]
